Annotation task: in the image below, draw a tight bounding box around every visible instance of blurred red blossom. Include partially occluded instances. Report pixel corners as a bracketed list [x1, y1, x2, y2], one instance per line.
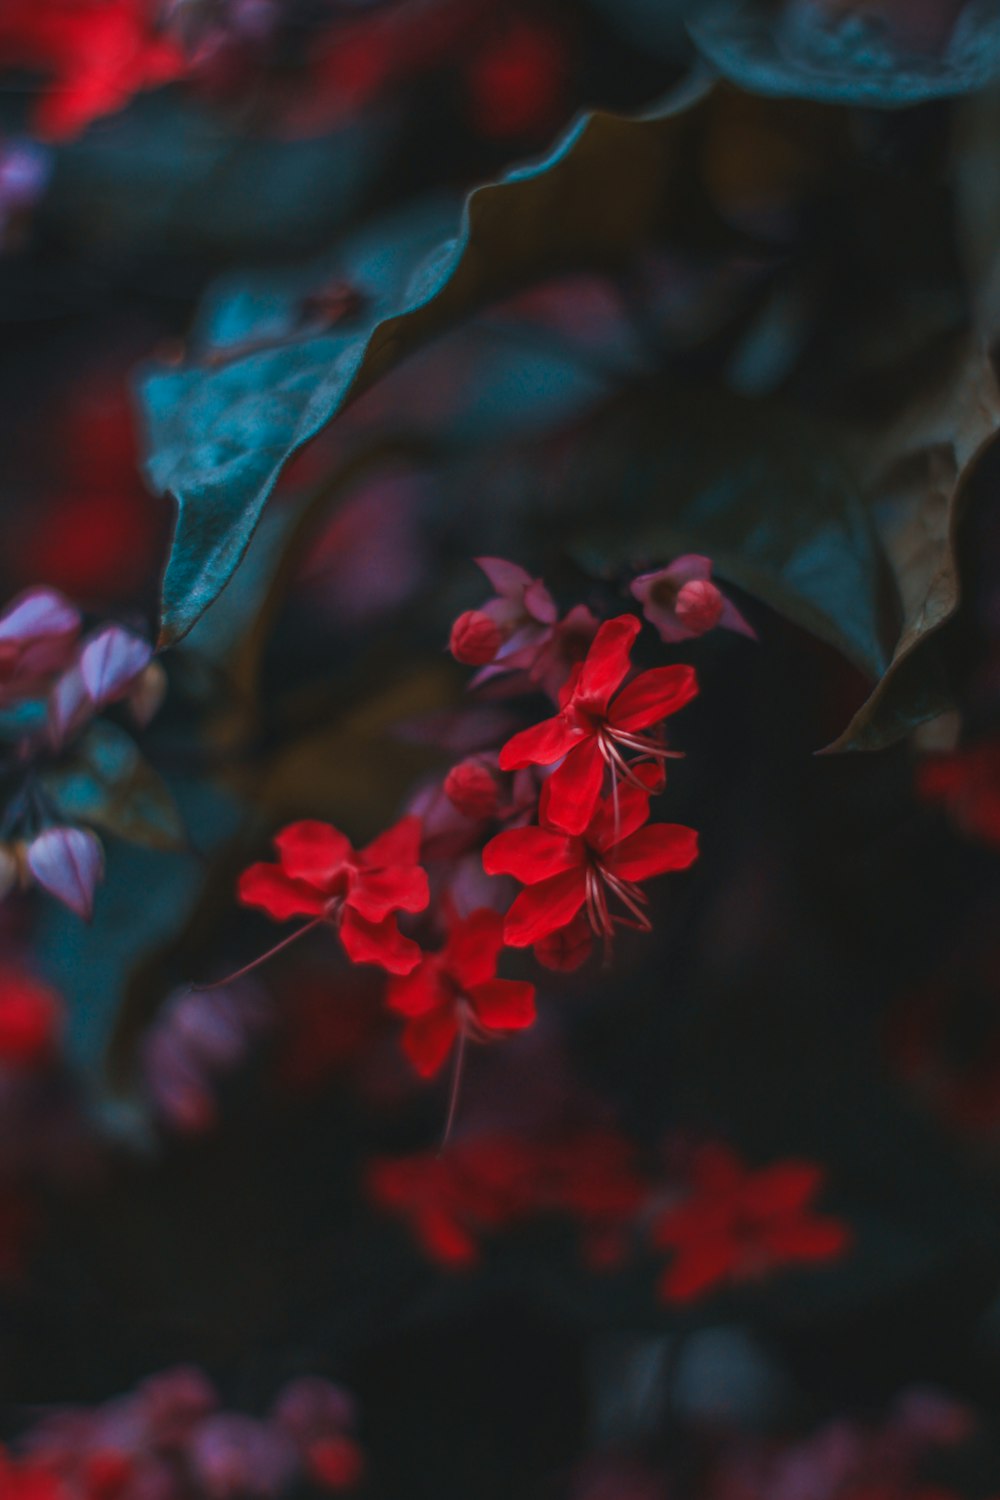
[0, 0, 184, 142]
[917, 739, 1000, 847]
[368, 1126, 645, 1269]
[0, 965, 62, 1068]
[651, 1144, 851, 1303]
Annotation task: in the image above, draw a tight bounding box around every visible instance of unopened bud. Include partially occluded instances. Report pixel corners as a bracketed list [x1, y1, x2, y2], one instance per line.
[444, 759, 500, 821]
[128, 660, 168, 728]
[449, 610, 502, 666]
[674, 579, 724, 636]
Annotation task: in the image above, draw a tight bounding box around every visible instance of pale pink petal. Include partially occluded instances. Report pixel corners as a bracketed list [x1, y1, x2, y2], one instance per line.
[27, 826, 104, 921]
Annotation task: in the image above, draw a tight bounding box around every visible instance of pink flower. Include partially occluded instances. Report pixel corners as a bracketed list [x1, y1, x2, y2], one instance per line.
[450, 557, 556, 664]
[630, 556, 756, 644]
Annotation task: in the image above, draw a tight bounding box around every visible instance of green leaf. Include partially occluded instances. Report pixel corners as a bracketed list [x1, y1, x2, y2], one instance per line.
[138, 76, 716, 645]
[688, 1, 1000, 107]
[571, 381, 889, 681]
[43, 720, 186, 852]
[826, 337, 1000, 751]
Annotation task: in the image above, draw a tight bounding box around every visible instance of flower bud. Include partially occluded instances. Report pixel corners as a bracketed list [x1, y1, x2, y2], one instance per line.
[449, 610, 502, 666]
[128, 660, 168, 728]
[26, 826, 104, 921]
[674, 579, 724, 636]
[443, 759, 500, 821]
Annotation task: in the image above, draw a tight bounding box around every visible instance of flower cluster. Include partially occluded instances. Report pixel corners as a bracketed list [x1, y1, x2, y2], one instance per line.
[369, 1130, 851, 1305]
[0, 587, 163, 919]
[228, 556, 716, 1101]
[1, 1366, 363, 1498]
[569, 1387, 978, 1500]
[0, 0, 571, 156]
[368, 1126, 646, 1270]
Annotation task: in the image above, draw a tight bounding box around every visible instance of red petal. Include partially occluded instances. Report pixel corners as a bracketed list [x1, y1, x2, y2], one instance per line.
[572, 614, 640, 710]
[657, 1237, 739, 1303]
[417, 1205, 478, 1265]
[741, 1161, 824, 1219]
[498, 713, 583, 770]
[482, 826, 578, 883]
[587, 781, 652, 852]
[444, 907, 504, 988]
[275, 821, 352, 886]
[348, 864, 429, 921]
[609, 823, 699, 880]
[340, 910, 422, 975]
[238, 864, 327, 921]
[402, 1008, 458, 1078]
[609, 663, 699, 733]
[503, 867, 586, 946]
[470, 979, 536, 1031]
[762, 1216, 851, 1263]
[542, 737, 605, 835]
[386, 960, 445, 1018]
[361, 814, 423, 868]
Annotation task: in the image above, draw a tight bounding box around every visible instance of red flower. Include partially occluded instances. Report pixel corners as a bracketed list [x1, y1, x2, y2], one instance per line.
[0, 0, 184, 142]
[238, 817, 429, 976]
[498, 615, 697, 834]
[0, 965, 62, 1068]
[483, 774, 698, 955]
[386, 908, 535, 1077]
[917, 739, 1000, 846]
[650, 1146, 851, 1303]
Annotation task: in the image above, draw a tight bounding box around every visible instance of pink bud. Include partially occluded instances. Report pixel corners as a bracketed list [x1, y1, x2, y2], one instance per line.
[0, 587, 79, 650]
[449, 610, 502, 666]
[27, 827, 104, 920]
[127, 660, 168, 728]
[674, 579, 725, 636]
[80, 627, 153, 709]
[443, 759, 500, 821]
[48, 663, 91, 746]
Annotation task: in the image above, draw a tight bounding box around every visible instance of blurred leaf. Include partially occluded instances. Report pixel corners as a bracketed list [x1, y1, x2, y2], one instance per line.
[572, 381, 890, 680]
[47, 94, 388, 265]
[827, 336, 1000, 750]
[44, 719, 186, 852]
[138, 76, 716, 645]
[34, 774, 241, 1094]
[689, 1, 1000, 107]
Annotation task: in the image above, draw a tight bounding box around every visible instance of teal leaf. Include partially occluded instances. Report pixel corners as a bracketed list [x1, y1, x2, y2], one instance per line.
[689, 1, 1000, 108]
[43, 720, 186, 852]
[138, 77, 715, 645]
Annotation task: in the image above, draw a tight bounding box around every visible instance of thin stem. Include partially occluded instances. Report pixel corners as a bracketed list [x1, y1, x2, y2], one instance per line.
[440, 1022, 468, 1152]
[191, 917, 324, 991]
